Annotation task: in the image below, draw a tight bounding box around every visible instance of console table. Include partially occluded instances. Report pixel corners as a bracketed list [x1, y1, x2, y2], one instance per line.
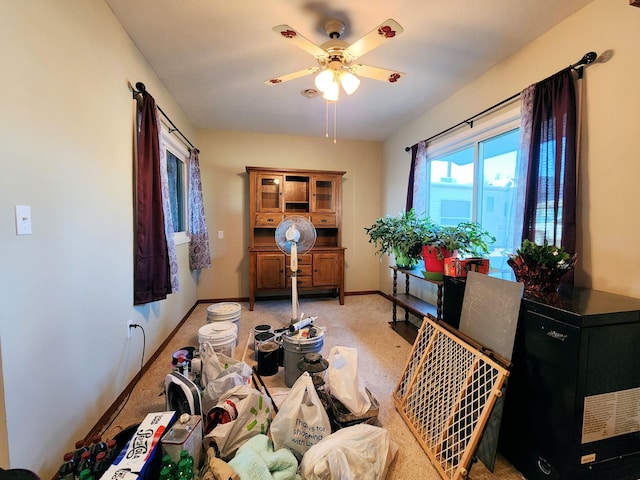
[389, 264, 443, 343]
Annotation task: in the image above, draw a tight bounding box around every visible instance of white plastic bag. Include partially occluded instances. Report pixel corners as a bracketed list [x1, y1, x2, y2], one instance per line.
[269, 372, 331, 461]
[200, 341, 244, 387]
[299, 424, 398, 480]
[325, 346, 371, 415]
[200, 342, 252, 412]
[202, 384, 273, 461]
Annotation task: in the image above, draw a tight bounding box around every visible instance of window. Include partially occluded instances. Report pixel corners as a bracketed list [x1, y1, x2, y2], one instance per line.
[417, 108, 522, 276]
[162, 127, 190, 245]
[166, 150, 185, 231]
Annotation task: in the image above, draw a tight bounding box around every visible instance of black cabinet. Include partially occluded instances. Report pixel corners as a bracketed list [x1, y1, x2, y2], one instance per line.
[442, 276, 466, 329]
[500, 287, 640, 480]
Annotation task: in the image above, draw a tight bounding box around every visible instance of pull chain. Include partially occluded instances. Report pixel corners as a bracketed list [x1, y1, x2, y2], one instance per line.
[325, 100, 329, 139]
[324, 100, 338, 143]
[333, 101, 337, 144]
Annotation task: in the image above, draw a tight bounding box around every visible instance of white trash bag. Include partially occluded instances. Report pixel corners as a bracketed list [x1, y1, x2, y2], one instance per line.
[199, 341, 252, 412]
[299, 424, 398, 480]
[202, 384, 273, 461]
[325, 346, 371, 415]
[269, 372, 331, 461]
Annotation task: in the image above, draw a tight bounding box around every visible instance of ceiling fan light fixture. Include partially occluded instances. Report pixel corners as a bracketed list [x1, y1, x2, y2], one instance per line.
[314, 69, 335, 93]
[340, 71, 360, 95]
[322, 80, 340, 101]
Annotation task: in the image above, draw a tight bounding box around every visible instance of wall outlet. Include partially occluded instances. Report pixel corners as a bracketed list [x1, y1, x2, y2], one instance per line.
[127, 320, 134, 338]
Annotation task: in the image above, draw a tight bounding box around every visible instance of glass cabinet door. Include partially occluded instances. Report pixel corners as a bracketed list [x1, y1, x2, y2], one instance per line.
[311, 176, 337, 213]
[257, 174, 283, 212]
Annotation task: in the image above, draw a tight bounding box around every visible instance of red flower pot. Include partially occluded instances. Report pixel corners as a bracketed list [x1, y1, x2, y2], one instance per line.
[422, 245, 452, 273]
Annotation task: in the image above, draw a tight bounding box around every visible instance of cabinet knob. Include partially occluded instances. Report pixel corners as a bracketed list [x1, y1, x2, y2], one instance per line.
[321, 219, 327, 223]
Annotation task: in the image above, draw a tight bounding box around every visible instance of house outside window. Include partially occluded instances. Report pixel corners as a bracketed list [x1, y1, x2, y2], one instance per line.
[416, 108, 523, 276]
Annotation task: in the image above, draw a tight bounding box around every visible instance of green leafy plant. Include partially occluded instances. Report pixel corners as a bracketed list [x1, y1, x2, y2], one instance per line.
[424, 221, 496, 259]
[364, 209, 435, 268]
[507, 239, 577, 293]
[509, 239, 575, 269]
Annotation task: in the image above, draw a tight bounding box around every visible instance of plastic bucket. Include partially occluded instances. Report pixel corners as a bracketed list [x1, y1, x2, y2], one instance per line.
[198, 321, 238, 357]
[207, 302, 241, 346]
[257, 341, 280, 376]
[282, 326, 324, 387]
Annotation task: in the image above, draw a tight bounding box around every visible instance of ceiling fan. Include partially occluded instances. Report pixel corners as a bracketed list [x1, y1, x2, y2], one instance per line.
[265, 18, 405, 101]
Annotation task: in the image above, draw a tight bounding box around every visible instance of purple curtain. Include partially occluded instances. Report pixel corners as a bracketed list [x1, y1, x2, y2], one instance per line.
[406, 141, 428, 215]
[522, 68, 577, 257]
[406, 143, 419, 211]
[188, 148, 211, 269]
[134, 92, 171, 305]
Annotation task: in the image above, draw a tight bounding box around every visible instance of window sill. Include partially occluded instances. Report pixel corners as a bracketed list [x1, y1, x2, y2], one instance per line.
[174, 232, 190, 245]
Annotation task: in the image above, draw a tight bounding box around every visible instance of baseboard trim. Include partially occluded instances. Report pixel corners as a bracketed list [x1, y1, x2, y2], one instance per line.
[83, 301, 200, 444]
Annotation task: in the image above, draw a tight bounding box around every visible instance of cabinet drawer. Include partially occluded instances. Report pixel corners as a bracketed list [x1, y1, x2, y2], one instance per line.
[311, 214, 337, 227]
[288, 276, 312, 288]
[286, 265, 312, 277]
[256, 213, 283, 226]
[287, 253, 311, 265]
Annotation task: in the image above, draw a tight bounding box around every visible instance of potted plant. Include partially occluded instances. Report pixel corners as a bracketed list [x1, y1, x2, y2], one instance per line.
[364, 209, 434, 269]
[422, 221, 496, 274]
[507, 239, 577, 293]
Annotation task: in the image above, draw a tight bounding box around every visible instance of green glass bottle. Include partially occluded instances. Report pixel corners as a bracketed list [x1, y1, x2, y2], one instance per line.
[159, 465, 173, 480]
[78, 468, 95, 480]
[179, 450, 194, 469]
[176, 458, 193, 480]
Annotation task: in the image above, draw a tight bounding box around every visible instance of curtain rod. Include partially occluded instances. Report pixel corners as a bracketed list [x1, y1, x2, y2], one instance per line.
[131, 81, 198, 152]
[404, 51, 597, 152]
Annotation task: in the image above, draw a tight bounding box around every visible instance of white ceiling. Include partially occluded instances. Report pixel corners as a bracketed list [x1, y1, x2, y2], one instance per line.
[104, 0, 595, 142]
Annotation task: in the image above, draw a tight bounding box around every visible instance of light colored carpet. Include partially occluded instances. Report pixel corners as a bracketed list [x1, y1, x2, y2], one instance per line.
[102, 294, 525, 479]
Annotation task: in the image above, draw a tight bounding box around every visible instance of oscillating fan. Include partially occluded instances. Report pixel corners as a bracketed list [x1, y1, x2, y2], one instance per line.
[275, 215, 317, 323]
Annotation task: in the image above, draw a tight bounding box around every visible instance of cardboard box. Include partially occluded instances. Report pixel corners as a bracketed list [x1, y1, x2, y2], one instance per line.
[99, 465, 140, 480]
[103, 411, 176, 480]
[444, 258, 489, 278]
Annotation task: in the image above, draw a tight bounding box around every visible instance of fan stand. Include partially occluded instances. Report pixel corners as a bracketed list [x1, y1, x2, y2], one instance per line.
[289, 241, 299, 324]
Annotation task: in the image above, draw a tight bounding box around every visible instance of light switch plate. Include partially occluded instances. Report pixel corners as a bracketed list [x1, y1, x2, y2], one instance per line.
[15, 205, 32, 235]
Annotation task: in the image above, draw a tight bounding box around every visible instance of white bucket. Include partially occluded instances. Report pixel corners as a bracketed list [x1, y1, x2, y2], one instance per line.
[207, 302, 241, 346]
[198, 321, 238, 357]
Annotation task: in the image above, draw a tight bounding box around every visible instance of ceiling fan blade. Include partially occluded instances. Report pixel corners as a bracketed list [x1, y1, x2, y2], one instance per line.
[344, 19, 404, 61]
[351, 64, 405, 84]
[265, 67, 320, 85]
[272, 25, 327, 59]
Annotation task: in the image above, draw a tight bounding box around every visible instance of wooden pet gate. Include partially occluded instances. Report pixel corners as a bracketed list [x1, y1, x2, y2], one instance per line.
[393, 316, 509, 480]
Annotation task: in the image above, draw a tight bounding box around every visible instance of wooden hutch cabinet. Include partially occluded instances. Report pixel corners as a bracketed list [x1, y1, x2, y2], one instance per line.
[246, 166, 346, 310]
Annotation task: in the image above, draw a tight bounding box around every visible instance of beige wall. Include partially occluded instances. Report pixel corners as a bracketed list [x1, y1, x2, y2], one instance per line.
[0, 1, 197, 476]
[194, 130, 383, 300]
[2, 0, 639, 477]
[383, 0, 640, 299]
